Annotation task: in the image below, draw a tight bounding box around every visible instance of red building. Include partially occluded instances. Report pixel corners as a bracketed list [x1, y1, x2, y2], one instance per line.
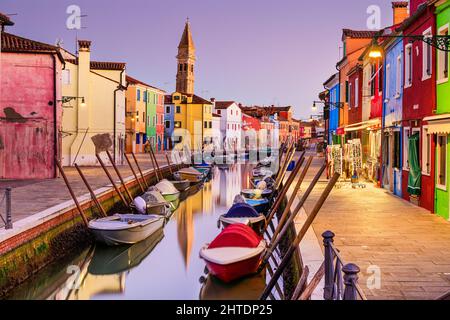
[347, 64, 363, 139]
[0, 18, 64, 179]
[242, 113, 261, 150]
[397, 1, 436, 212]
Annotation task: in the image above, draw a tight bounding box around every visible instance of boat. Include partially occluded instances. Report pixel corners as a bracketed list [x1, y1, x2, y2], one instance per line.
[244, 198, 271, 215]
[88, 214, 165, 246]
[252, 167, 273, 178]
[171, 178, 191, 192]
[154, 179, 181, 202]
[241, 189, 273, 199]
[177, 167, 204, 184]
[132, 191, 172, 217]
[200, 224, 267, 283]
[219, 203, 266, 235]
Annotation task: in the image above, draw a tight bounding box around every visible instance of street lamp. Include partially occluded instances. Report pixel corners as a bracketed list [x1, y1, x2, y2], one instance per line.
[312, 101, 345, 111]
[368, 39, 383, 59]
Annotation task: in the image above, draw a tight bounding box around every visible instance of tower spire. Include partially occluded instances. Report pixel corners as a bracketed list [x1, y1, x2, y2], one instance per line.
[176, 19, 196, 94]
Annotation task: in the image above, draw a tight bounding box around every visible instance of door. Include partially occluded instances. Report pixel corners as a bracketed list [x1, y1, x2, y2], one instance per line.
[393, 130, 402, 197]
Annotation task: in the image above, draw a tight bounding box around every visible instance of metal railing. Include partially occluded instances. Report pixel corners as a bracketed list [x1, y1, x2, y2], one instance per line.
[0, 187, 13, 229]
[323, 231, 366, 300]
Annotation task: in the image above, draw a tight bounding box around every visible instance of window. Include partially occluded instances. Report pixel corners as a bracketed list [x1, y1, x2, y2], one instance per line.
[378, 62, 383, 93]
[386, 64, 391, 99]
[166, 106, 171, 114]
[396, 55, 402, 97]
[345, 80, 349, 103]
[403, 127, 411, 170]
[348, 83, 353, 108]
[438, 24, 449, 83]
[176, 106, 181, 114]
[165, 120, 170, 129]
[62, 69, 71, 85]
[137, 89, 141, 101]
[204, 121, 208, 129]
[393, 130, 401, 169]
[143, 112, 145, 123]
[437, 135, 447, 189]
[423, 28, 432, 80]
[174, 95, 180, 101]
[136, 133, 140, 144]
[217, 110, 221, 115]
[355, 77, 359, 107]
[209, 121, 212, 129]
[422, 127, 432, 175]
[405, 44, 413, 87]
[153, 116, 156, 126]
[179, 64, 183, 72]
[370, 64, 376, 96]
[174, 121, 182, 128]
[143, 91, 147, 102]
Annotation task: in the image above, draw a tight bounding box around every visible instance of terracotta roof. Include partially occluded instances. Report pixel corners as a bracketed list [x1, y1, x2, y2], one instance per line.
[0, 12, 14, 26]
[272, 106, 292, 112]
[396, 2, 429, 32]
[392, 1, 409, 8]
[342, 29, 378, 40]
[1, 32, 64, 61]
[214, 101, 235, 109]
[190, 94, 212, 105]
[65, 58, 126, 71]
[278, 116, 289, 122]
[126, 75, 165, 92]
[347, 63, 363, 76]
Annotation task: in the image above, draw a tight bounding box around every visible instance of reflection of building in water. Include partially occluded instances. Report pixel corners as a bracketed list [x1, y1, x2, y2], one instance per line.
[176, 200, 194, 269]
[201, 181, 213, 214]
[211, 168, 221, 206]
[218, 165, 242, 207]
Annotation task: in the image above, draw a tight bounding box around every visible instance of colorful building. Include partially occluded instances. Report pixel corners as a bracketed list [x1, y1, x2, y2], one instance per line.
[212, 100, 242, 151]
[241, 113, 261, 150]
[323, 73, 340, 144]
[61, 40, 126, 166]
[398, 0, 436, 212]
[346, 64, 363, 139]
[212, 112, 222, 150]
[164, 95, 175, 150]
[0, 18, 64, 179]
[425, 0, 450, 220]
[145, 87, 166, 152]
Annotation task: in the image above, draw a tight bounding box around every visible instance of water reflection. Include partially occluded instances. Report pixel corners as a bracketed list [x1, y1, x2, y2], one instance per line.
[7, 164, 265, 300]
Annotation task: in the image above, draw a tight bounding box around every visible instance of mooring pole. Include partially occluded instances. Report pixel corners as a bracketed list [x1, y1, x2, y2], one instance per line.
[148, 147, 161, 182]
[55, 159, 89, 227]
[106, 150, 134, 203]
[131, 152, 149, 189]
[165, 154, 174, 175]
[5, 187, 13, 230]
[74, 164, 107, 217]
[124, 153, 145, 193]
[96, 153, 129, 208]
[150, 145, 162, 180]
[259, 173, 340, 300]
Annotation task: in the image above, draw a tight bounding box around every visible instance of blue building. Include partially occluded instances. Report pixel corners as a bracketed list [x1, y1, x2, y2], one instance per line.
[382, 37, 404, 197]
[324, 73, 340, 144]
[164, 95, 175, 150]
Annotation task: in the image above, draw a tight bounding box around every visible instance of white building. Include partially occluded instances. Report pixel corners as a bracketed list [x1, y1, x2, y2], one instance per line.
[211, 100, 242, 151]
[212, 112, 222, 150]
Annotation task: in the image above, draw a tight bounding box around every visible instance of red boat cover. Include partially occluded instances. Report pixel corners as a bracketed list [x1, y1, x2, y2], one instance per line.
[208, 224, 262, 249]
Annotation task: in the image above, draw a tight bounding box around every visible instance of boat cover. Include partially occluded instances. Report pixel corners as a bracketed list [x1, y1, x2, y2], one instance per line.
[179, 167, 202, 175]
[208, 224, 262, 249]
[154, 179, 179, 194]
[245, 198, 269, 206]
[224, 203, 260, 218]
[233, 195, 246, 204]
[141, 191, 166, 204]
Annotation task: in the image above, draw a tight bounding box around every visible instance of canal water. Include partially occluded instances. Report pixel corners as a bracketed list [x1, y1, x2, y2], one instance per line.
[7, 164, 267, 300]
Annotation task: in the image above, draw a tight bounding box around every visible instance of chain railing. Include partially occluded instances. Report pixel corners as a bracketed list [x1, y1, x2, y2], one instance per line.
[0, 187, 13, 230]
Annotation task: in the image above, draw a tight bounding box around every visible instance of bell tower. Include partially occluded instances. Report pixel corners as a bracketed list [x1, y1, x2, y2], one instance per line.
[176, 19, 196, 95]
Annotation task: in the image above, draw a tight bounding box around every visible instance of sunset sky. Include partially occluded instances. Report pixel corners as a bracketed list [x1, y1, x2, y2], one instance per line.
[1, 0, 394, 119]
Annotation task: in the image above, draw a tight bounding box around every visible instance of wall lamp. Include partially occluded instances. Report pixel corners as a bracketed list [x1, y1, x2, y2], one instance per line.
[60, 96, 86, 107]
[312, 101, 345, 112]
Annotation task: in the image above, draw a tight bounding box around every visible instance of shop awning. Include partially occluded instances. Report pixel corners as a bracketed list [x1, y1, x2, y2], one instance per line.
[344, 119, 381, 132]
[423, 114, 450, 135]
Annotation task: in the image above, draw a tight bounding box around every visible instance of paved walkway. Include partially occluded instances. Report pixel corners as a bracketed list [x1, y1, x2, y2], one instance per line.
[0, 153, 171, 225]
[298, 155, 450, 300]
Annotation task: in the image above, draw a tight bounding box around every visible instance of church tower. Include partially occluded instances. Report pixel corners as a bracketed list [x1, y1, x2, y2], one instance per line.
[176, 19, 196, 95]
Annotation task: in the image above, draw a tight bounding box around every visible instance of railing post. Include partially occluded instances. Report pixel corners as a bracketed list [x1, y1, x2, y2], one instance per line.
[5, 187, 13, 230]
[322, 230, 335, 300]
[342, 263, 360, 301]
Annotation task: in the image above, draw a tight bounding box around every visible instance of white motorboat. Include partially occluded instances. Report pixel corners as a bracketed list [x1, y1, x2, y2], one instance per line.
[154, 179, 181, 202]
[132, 191, 172, 217]
[88, 214, 165, 246]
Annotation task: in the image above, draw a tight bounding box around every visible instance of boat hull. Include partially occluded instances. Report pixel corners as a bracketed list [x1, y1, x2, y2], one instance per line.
[162, 192, 180, 202]
[204, 254, 263, 283]
[171, 180, 190, 192]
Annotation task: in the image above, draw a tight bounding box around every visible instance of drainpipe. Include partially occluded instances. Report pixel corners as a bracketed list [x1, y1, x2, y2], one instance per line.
[52, 54, 59, 178]
[114, 69, 126, 163]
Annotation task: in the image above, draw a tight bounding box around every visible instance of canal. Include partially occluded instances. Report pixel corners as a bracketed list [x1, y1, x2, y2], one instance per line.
[6, 164, 268, 300]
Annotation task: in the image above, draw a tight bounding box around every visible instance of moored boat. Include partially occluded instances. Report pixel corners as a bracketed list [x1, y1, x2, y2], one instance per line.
[132, 191, 171, 217]
[244, 198, 271, 215]
[240, 189, 273, 200]
[88, 214, 165, 246]
[200, 224, 266, 283]
[177, 167, 204, 184]
[154, 179, 181, 202]
[219, 203, 266, 235]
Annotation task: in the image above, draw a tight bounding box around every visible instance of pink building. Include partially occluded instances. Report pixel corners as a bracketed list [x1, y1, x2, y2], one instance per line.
[0, 17, 63, 179]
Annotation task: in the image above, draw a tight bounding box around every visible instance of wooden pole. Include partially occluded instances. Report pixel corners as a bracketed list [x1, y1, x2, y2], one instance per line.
[291, 265, 310, 300]
[259, 172, 340, 300]
[264, 152, 305, 228]
[275, 144, 296, 189]
[131, 152, 149, 189]
[165, 154, 174, 175]
[263, 162, 327, 263]
[298, 263, 325, 300]
[106, 150, 134, 203]
[150, 145, 163, 180]
[148, 146, 160, 182]
[124, 153, 145, 193]
[55, 159, 89, 227]
[269, 156, 314, 240]
[96, 153, 129, 208]
[74, 164, 107, 217]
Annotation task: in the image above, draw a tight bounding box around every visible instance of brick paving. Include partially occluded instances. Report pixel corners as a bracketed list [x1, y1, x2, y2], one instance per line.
[299, 154, 450, 300]
[0, 153, 171, 224]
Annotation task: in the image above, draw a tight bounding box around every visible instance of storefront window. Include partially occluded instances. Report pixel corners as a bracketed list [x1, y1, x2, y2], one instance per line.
[437, 135, 447, 189]
[422, 127, 431, 175]
[393, 131, 401, 169]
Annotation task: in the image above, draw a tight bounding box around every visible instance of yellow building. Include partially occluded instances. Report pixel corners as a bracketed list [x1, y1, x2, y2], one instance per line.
[61, 40, 126, 166]
[169, 20, 213, 150]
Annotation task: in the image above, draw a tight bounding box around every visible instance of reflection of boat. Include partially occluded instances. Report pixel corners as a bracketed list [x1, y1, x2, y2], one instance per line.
[219, 203, 266, 234]
[88, 229, 164, 275]
[89, 214, 165, 246]
[199, 271, 266, 300]
[200, 224, 266, 283]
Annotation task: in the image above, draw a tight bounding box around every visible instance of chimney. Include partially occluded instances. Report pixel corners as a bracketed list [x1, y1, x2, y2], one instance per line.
[392, 1, 409, 25]
[78, 40, 91, 127]
[210, 98, 215, 103]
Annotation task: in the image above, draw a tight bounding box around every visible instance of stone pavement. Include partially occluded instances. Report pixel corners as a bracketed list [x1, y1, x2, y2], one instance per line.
[0, 153, 171, 224]
[297, 154, 450, 300]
